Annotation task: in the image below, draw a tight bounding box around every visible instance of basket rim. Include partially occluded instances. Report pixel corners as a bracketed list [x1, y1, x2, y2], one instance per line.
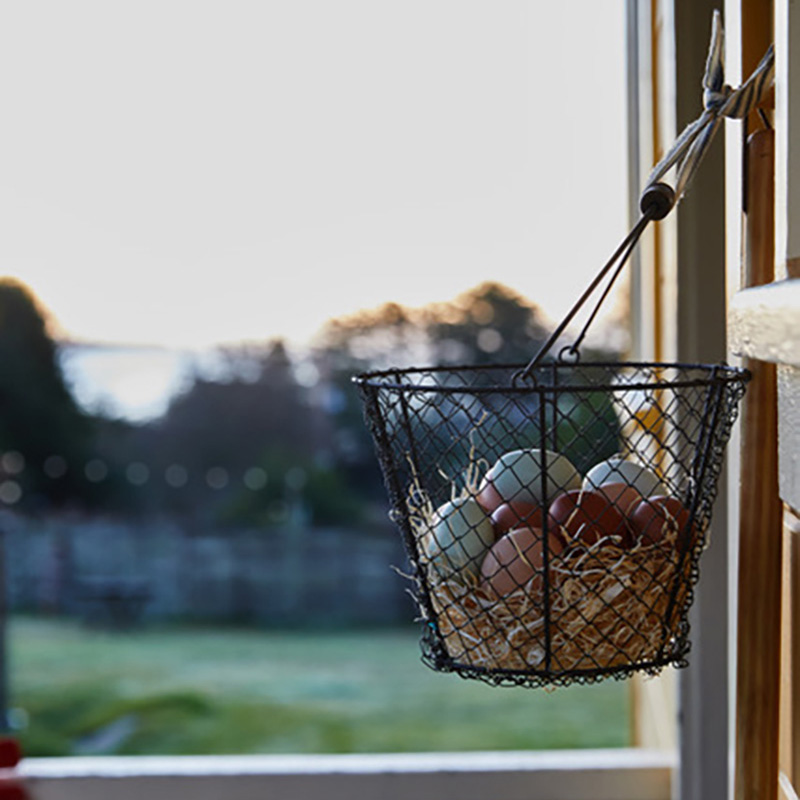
[352, 360, 751, 394]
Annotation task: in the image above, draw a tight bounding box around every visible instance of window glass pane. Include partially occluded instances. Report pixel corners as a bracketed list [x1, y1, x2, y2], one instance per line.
[0, 0, 630, 756]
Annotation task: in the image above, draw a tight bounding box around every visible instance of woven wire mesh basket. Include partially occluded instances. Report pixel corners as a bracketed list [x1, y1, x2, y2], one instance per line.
[350, 10, 771, 689]
[355, 360, 748, 688]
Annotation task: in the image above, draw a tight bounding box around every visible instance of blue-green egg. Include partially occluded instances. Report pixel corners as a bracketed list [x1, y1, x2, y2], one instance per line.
[423, 497, 496, 580]
[477, 449, 581, 510]
[582, 457, 663, 497]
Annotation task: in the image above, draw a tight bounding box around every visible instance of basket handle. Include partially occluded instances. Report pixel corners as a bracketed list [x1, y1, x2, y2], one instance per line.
[511, 10, 774, 387]
[512, 183, 674, 384]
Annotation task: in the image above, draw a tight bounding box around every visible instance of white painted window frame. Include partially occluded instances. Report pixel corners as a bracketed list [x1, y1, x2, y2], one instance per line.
[18, 750, 673, 800]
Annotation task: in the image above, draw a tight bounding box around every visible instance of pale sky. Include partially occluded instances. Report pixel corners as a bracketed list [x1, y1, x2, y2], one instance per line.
[0, 1, 627, 350]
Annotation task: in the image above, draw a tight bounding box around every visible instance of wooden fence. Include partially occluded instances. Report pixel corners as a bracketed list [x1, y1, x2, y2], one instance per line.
[0, 513, 413, 628]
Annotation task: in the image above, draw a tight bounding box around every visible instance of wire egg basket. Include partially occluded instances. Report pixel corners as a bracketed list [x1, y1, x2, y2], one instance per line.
[354, 359, 748, 688]
[352, 12, 773, 686]
[353, 180, 751, 688]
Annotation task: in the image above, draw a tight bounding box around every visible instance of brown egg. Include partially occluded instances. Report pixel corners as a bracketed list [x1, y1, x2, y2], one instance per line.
[630, 495, 694, 547]
[480, 527, 565, 597]
[595, 482, 643, 516]
[475, 481, 505, 514]
[548, 489, 632, 547]
[490, 501, 544, 535]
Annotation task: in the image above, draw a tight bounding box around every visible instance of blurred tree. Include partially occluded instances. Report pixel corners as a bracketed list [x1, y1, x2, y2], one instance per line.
[312, 282, 623, 508]
[122, 339, 328, 518]
[220, 449, 366, 528]
[311, 283, 555, 497]
[156, 340, 312, 467]
[161, 340, 313, 462]
[0, 279, 97, 509]
[316, 301, 425, 372]
[314, 281, 561, 374]
[311, 303, 426, 502]
[424, 281, 551, 366]
[85, 283, 622, 522]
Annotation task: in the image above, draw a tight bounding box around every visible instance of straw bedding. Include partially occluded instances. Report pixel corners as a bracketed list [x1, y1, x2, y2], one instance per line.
[403, 441, 698, 675]
[421, 526, 696, 674]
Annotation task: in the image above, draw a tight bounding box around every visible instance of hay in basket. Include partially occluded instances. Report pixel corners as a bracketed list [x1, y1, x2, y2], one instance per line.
[405, 444, 695, 679]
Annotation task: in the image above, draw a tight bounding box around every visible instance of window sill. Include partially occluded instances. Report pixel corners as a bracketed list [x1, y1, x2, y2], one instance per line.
[17, 748, 675, 800]
[729, 279, 800, 366]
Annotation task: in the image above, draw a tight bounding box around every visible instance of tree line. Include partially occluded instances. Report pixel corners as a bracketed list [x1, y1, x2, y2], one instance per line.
[0, 278, 619, 526]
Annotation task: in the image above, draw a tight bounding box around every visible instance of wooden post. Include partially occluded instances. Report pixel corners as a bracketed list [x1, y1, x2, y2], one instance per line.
[780, 508, 800, 789]
[734, 128, 783, 800]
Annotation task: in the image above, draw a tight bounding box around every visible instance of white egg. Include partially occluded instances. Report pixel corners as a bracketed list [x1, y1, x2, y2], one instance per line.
[424, 497, 495, 579]
[582, 457, 663, 497]
[478, 449, 581, 508]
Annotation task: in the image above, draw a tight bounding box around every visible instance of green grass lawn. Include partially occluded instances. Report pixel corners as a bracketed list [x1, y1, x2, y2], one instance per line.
[7, 617, 630, 757]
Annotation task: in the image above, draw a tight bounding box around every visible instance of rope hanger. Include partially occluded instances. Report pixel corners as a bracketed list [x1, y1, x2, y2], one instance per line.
[647, 9, 775, 201]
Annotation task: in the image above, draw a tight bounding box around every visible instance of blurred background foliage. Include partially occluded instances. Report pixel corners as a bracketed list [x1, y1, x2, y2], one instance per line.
[0, 281, 100, 509]
[0, 277, 628, 756]
[0, 278, 620, 524]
